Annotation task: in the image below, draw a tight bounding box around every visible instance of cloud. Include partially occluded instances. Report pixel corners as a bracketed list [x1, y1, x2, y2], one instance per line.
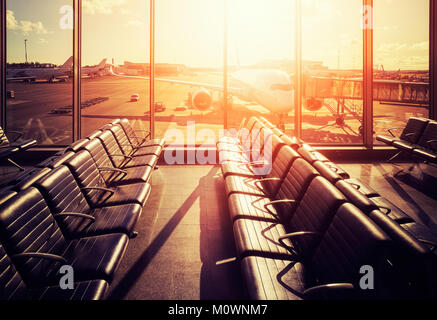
[83, 0, 127, 15]
[7, 10, 49, 35]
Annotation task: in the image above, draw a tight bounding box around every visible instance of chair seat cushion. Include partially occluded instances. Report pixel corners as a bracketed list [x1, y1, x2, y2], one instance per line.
[108, 166, 153, 186]
[369, 198, 415, 224]
[413, 148, 437, 162]
[393, 140, 417, 152]
[344, 178, 380, 197]
[35, 280, 109, 301]
[63, 204, 142, 238]
[133, 145, 162, 157]
[95, 183, 150, 207]
[233, 219, 292, 260]
[221, 162, 258, 178]
[139, 138, 165, 148]
[376, 135, 397, 146]
[241, 256, 305, 300]
[225, 176, 269, 197]
[66, 233, 128, 283]
[228, 194, 278, 222]
[123, 154, 158, 169]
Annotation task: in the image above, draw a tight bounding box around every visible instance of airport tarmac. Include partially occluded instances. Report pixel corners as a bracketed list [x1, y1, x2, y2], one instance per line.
[6, 75, 429, 146]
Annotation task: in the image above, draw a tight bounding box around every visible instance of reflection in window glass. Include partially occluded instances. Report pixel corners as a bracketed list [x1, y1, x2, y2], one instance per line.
[81, 0, 150, 138]
[373, 0, 429, 144]
[6, 0, 73, 145]
[227, 0, 295, 135]
[301, 0, 363, 144]
[155, 0, 224, 146]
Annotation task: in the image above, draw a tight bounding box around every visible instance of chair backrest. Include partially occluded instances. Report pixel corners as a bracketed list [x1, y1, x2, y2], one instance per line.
[275, 157, 319, 222]
[64, 150, 109, 207]
[259, 116, 276, 129]
[0, 243, 29, 300]
[417, 121, 437, 152]
[0, 126, 10, 146]
[119, 119, 140, 147]
[108, 125, 135, 156]
[286, 177, 346, 258]
[96, 130, 127, 168]
[81, 139, 116, 183]
[367, 210, 432, 298]
[400, 117, 429, 144]
[335, 180, 379, 214]
[0, 188, 68, 287]
[309, 203, 391, 299]
[280, 135, 302, 151]
[35, 165, 94, 237]
[313, 161, 342, 185]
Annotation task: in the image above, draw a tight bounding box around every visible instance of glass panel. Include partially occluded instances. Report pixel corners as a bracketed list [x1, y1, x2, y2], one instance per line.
[227, 0, 296, 135]
[6, 0, 73, 145]
[373, 0, 429, 144]
[301, 0, 363, 144]
[81, 0, 150, 138]
[155, 0, 224, 146]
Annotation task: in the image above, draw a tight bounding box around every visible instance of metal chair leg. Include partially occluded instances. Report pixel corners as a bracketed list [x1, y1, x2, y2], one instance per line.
[388, 151, 402, 163]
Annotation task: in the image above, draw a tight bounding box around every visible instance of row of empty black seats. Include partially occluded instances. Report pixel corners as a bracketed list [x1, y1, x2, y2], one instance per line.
[218, 116, 437, 300]
[377, 117, 437, 163]
[0, 119, 165, 300]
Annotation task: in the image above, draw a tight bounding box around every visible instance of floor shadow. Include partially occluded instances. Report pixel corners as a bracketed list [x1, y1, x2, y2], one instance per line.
[108, 169, 216, 300]
[199, 168, 249, 300]
[375, 163, 436, 227]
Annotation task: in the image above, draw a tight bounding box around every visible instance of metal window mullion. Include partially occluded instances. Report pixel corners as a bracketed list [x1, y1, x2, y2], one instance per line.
[73, 0, 82, 141]
[150, 0, 155, 139]
[1, 0, 6, 129]
[430, 0, 437, 120]
[294, 0, 302, 139]
[363, 0, 374, 148]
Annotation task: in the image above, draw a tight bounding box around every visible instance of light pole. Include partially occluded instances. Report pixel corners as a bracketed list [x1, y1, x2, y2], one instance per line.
[24, 39, 28, 63]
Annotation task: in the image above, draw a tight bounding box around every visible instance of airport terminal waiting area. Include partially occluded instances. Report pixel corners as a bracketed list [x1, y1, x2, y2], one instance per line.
[1, 117, 437, 300]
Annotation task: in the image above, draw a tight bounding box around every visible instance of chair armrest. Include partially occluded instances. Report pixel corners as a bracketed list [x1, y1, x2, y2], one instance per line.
[325, 163, 339, 173]
[278, 231, 322, 252]
[387, 128, 401, 137]
[304, 283, 355, 300]
[110, 154, 132, 160]
[248, 160, 269, 167]
[12, 252, 68, 265]
[54, 212, 96, 222]
[82, 187, 115, 196]
[99, 167, 128, 175]
[376, 206, 392, 215]
[264, 200, 296, 219]
[253, 178, 281, 194]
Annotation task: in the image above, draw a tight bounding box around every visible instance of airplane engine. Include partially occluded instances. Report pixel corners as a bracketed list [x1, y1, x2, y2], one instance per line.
[192, 88, 212, 111]
[304, 97, 324, 112]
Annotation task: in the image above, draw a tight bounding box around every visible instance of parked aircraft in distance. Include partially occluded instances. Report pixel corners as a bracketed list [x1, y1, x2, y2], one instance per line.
[6, 56, 73, 83]
[82, 59, 107, 77]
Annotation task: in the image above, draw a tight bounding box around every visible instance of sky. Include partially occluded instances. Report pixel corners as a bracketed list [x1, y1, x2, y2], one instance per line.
[6, 0, 430, 71]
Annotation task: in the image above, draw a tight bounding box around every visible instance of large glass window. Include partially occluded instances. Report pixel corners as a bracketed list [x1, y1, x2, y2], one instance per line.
[227, 0, 296, 135]
[6, 0, 73, 145]
[373, 0, 429, 144]
[301, 0, 364, 145]
[155, 0, 224, 146]
[81, 0, 150, 138]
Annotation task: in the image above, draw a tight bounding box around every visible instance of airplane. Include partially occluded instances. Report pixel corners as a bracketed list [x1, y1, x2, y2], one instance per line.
[82, 59, 107, 77]
[6, 56, 73, 83]
[109, 64, 429, 134]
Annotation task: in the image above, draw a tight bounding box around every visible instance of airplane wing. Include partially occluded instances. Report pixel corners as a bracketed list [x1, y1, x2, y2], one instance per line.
[109, 66, 243, 95]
